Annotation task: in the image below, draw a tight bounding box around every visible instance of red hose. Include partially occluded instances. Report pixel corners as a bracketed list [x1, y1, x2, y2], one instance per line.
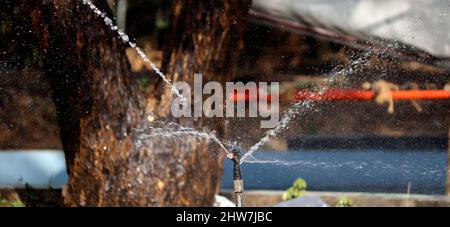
[229, 89, 450, 102]
[229, 91, 272, 102]
[294, 89, 450, 101]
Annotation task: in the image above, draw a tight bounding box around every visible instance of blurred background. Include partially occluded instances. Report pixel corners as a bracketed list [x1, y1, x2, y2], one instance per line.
[1, 0, 449, 206]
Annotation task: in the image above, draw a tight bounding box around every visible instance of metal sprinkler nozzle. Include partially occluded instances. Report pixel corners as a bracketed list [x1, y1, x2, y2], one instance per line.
[227, 146, 244, 207]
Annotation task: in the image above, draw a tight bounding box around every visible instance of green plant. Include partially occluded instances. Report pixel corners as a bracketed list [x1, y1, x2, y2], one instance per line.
[0, 199, 8, 206]
[336, 196, 353, 207]
[0, 197, 25, 207]
[155, 18, 169, 29]
[282, 178, 307, 201]
[136, 77, 151, 93]
[9, 200, 25, 207]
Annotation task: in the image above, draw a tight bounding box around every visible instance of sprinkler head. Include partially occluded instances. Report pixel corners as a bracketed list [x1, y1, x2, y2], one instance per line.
[227, 144, 242, 160]
[228, 146, 243, 181]
[226, 152, 236, 161]
[228, 145, 244, 207]
[226, 150, 241, 163]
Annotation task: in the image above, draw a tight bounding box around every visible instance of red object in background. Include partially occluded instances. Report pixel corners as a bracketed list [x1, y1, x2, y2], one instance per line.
[229, 90, 272, 102]
[229, 89, 450, 102]
[294, 89, 450, 101]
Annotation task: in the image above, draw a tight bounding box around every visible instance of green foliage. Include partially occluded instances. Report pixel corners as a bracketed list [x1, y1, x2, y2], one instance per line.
[282, 178, 307, 201]
[336, 196, 353, 207]
[0, 197, 25, 207]
[0, 199, 7, 206]
[136, 77, 151, 92]
[155, 18, 169, 29]
[9, 200, 25, 207]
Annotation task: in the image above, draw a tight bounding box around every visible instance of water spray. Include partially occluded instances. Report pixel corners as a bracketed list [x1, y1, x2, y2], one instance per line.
[226, 145, 244, 207]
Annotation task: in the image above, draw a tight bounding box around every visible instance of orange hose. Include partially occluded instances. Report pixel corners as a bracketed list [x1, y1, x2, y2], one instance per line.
[294, 89, 450, 101]
[229, 89, 450, 102]
[229, 91, 272, 102]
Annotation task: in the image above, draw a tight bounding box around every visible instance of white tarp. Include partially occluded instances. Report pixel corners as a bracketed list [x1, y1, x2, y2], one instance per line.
[252, 0, 450, 58]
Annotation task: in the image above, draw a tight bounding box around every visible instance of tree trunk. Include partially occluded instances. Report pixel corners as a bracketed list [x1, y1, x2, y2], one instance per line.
[447, 122, 450, 195]
[29, 0, 251, 206]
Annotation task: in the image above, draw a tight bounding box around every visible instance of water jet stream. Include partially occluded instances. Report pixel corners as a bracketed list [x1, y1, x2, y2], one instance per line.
[240, 100, 315, 162]
[80, 0, 231, 154]
[80, 0, 399, 168]
[239, 44, 389, 164]
[80, 0, 184, 101]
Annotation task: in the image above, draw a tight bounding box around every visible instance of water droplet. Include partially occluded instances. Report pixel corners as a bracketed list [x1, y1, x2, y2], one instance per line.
[137, 175, 143, 184]
[103, 17, 112, 26]
[104, 180, 111, 192]
[121, 34, 129, 42]
[147, 115, 155, 122]
[84, 160, 93, 170]
[94, 9, 101, 15]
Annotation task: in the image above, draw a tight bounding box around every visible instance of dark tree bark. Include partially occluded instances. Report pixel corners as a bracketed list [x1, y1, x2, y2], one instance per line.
[28, 0, 251, 206]
[447, 123, 450, 195]
[157, 0, 251, 120]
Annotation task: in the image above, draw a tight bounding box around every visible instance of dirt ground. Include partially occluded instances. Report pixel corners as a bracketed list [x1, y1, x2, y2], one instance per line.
[0, 188, 63, 207]
[220, 190, 450, 207]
